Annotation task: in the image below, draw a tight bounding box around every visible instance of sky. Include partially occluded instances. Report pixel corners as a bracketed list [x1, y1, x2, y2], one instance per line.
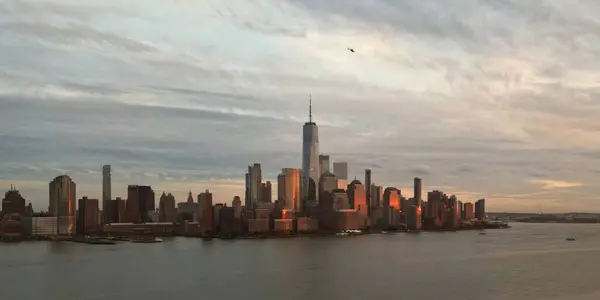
[1, 0, 599, 213]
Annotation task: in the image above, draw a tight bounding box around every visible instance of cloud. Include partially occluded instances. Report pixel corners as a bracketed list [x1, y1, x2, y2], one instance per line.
[529, 179, 584, 190]
[1, 0, 600, 212]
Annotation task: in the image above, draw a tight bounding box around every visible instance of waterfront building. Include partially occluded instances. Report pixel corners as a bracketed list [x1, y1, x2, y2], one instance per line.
[273, 219, 293, 232]
[365, 169, 372, 214]
[158, 192, 176, 223]
[31, 217, 60, 236]
[413, 177, 422, 207]
[281, 168, 301, 212]
[382, 187, 401, 227]
[401, 198, 412, 214]
[475, 199, 486, 220]
[198, 190, 213, 233]
[218, 207, 236, 236]
[213, 203, 224, 232]
[49, 175, 77, 235]
[297, 217, 318, 232]
[407, 205, 422, 230]
[463, 202, 475, 220]
[248, 218, 270, 233]
[106, 197, 126, 224]
[177, 191, 196, 221]
[76, 197, 100, 235]
[447, 195, 460, 229]
[124, 185, 154, 223]
[244, 172, 250, 208]
[232, 196, 242, 219]
[347, 180, 368, 227]
[0, 213, 22, 239]
[336, 209, 361, 230]
[2, 185, 26, 215]
[102, 165, 111, 225]
[246, 163, 263, 209]
[302, 97, 320, 203]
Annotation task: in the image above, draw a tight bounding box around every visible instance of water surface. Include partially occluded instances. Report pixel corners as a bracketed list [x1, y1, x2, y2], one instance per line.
[1, 223, 599, 300]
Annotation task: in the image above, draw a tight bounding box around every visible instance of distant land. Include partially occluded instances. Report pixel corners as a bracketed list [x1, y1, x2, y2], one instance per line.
[488, 212, 600, 224]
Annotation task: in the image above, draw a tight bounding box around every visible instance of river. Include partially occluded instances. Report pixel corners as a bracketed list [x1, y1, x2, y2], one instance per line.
[1, 223, 599, 300]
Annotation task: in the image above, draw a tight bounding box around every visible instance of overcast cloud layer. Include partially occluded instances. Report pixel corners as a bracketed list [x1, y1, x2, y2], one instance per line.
[1, 0, 599, 212]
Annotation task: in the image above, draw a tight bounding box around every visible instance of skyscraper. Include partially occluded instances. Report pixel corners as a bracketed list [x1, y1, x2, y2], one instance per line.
[2, 185, 26, 215]
[370, 184, 382, 208]
[244, 172, 250, 208]
[198, 190, 213, 233]
[232, 196, 242, 219]
[262, 181, 272, 203]
[49, 175, 77, 235]
[333, 162, 348, 180]
[102, 165, 111, 224]
[302, 96, 319, 203]
[76, 197, 99, 235]
[365, 169, 372, 214]
[319, 155, 330, 175]
[413, 177, 422, 207]
[246, 163, 263, 209]
[318, 171, 337, 199]
[475, 199, 486, 220]
[158, 192, 176, 222]
[277, 173, 285, 201]
[124, 185, 154, 223]
[281, 168, 301, 211]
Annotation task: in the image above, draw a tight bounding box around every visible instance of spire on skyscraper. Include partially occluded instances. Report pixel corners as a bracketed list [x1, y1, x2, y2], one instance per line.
[309, 94, 312, 123]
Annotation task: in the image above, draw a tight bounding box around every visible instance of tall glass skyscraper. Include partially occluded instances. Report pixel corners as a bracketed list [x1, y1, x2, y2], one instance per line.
[302, 96, 319, 203]
[102, 165, 111, 224]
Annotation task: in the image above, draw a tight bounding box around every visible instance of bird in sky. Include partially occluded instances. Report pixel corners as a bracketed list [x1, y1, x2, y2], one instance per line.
[347, 47, 355, 53]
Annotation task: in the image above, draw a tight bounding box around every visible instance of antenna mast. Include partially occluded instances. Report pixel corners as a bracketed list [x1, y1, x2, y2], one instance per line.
[309, 94, 312, 123]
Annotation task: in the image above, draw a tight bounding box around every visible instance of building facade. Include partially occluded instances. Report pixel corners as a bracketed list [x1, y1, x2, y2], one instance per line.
[124, 185, 155, 223]
[281, 168, 301, 212]
[333, 162, 348, 180]
[49, 175, 77, 235]
[319, 154, 330, 175]
[102, 165, 111, 224]
[76, 197, 99, 235]
[158, 192, 176, 222]
[2, 185, 26, 215]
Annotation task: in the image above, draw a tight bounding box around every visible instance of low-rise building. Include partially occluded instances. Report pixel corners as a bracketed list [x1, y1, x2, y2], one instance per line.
[297, 217, 318, 232]
[273, 219, 293, 232]
[248, 218, 270, 234]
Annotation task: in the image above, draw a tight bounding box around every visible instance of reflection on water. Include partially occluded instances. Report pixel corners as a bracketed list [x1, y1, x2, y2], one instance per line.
[1, 223, 599, 300]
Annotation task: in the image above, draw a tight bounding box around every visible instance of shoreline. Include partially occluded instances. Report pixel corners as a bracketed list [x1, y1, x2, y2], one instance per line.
[0, 225, 510, 243]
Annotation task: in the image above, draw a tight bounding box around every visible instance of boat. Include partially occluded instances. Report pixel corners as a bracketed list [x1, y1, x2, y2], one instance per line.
[565, 237, 576, 241]
[106, 236, 130, 242]
[381, 231, 389, 234]
[72, 237, 116, 245]
[131, 237, 163, 243]
[479, 232, 487, 235]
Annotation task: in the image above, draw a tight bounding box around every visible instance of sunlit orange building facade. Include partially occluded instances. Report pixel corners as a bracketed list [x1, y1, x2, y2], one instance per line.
[49, 175, 76, 235]
[281, 168, 301, 212]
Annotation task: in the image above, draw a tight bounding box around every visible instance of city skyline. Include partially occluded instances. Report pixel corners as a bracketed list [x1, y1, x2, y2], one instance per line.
[1, 1, 600, 213]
